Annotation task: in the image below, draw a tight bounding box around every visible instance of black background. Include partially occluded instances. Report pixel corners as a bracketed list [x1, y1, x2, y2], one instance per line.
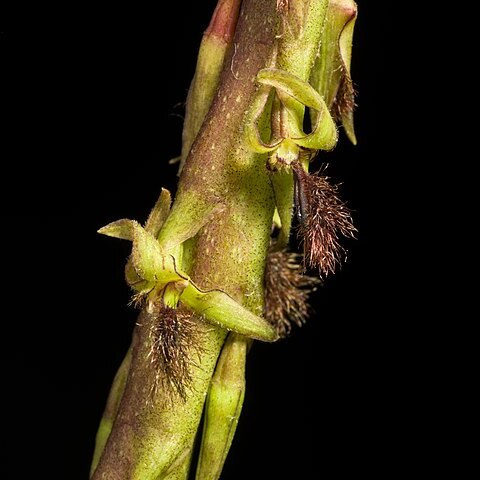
[2, 2, 409, 478]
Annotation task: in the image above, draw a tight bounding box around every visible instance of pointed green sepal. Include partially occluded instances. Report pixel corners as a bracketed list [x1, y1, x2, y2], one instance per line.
[97, 219, 135, 241]
[181, 284, 277, 342]
[144, 188, 172, 238]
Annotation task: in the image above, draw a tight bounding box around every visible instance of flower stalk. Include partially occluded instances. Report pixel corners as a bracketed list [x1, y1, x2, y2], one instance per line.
[91, 1, 358, 478]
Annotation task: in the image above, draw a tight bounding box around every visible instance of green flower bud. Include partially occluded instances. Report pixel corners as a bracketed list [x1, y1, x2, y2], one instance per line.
[196, 333, 247, 480]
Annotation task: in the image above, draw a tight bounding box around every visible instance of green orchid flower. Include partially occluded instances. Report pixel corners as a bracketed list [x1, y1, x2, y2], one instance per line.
[98, 191, 277, 342]
[245, 67, 338, 170]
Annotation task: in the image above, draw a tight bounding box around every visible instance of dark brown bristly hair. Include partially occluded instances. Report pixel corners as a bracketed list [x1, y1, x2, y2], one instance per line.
[146, 304, 202, 403]
[264, 249, 319, 337]
[332, 66, 355, 123]
[292, 163, 356, 276]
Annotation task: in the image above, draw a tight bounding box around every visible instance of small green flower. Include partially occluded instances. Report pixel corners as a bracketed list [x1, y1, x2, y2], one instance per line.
[245, 67, 338, 169]
[98, 189, 277, 343]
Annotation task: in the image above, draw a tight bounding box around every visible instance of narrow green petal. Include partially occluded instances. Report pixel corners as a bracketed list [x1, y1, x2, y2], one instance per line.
[257, 68, 338, 151]
[243, 85, 279, 153]
[257, 68, 324, 113]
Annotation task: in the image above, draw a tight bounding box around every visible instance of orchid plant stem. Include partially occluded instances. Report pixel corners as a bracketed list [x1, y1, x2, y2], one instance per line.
[90, 1, 357, 478]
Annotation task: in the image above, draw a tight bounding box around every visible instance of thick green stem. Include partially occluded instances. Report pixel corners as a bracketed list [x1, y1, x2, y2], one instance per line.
[92, 1, 277, 478]
[193, 3, 330, 477]
[91, 1, 337, 478]
[92, 310, 226, 480]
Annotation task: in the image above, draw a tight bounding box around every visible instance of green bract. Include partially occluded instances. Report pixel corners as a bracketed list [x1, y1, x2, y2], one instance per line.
[310, 0, 358, 144]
